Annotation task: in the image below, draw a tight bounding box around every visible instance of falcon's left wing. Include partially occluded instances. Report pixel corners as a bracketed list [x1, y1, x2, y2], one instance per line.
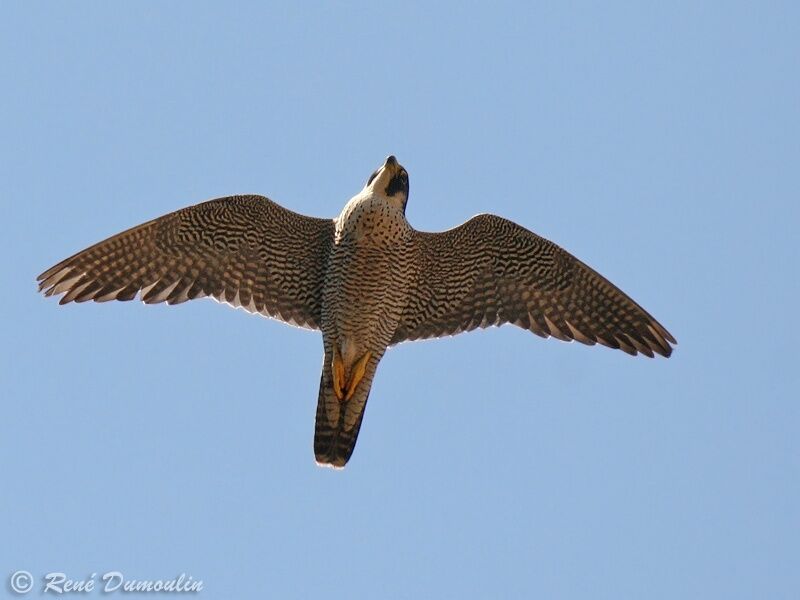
[391, 214, 676, 357]
[38, 195, 334, 330]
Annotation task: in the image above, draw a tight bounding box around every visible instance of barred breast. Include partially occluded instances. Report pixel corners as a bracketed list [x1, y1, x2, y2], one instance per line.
[321, 194, 415, 362]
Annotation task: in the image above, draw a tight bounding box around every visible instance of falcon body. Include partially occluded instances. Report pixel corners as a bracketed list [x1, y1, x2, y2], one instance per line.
[317, 157, 415, 464]
[38, 156, 676, 468]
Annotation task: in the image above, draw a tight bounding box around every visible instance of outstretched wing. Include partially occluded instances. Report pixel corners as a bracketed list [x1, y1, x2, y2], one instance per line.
[391, 214, 676, 357]
[38, 195, 334, 330]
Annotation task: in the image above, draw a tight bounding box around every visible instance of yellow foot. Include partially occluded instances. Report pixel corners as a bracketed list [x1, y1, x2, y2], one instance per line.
[344, 351, 372, 401]
[332, 346, 346, 400]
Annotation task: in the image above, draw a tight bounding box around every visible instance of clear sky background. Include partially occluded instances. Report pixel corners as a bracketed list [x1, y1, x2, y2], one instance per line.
[1, 2, 798, 599]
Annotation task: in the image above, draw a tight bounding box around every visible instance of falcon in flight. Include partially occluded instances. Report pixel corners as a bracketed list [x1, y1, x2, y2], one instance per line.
[38, 156, 676, 468]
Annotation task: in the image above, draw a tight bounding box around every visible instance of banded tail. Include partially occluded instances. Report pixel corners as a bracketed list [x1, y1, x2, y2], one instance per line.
[314, 348, 382, 468]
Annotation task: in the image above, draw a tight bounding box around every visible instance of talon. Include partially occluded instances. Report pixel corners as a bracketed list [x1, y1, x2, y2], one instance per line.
[332, 346, 345, 400]
[344, 351, 372, 401]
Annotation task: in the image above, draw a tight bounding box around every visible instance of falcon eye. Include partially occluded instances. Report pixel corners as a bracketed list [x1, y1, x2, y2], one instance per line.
[385, 170, 409, 198]
[366, 170, 379, 186]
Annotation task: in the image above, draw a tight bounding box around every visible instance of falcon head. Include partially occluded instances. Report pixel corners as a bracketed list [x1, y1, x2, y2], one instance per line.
[365, 155, 409, 211]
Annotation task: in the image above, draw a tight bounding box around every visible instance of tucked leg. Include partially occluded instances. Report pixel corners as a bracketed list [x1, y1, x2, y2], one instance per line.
[331, 345, 346, 400]
[345, 351, 372, 401]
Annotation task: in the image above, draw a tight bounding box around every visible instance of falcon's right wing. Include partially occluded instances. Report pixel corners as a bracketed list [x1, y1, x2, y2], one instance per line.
[391, 214, 676, 357]
[38, 195, 335, 330]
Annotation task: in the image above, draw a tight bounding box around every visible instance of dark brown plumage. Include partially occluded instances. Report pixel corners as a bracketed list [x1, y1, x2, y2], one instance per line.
[38, 157, 676, 468]
[38, 195, 333, 328]
[391, 214, 675, 358]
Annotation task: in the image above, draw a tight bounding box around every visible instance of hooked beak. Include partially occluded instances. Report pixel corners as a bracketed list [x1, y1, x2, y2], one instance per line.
[364, 155, 402, 191]
[382, 155, 399, 175]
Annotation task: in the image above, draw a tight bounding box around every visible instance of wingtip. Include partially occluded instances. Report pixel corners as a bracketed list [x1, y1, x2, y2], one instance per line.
[37, 262, 66, 285]
[654, 329, 677, 357]
[653, 344, 673, 359]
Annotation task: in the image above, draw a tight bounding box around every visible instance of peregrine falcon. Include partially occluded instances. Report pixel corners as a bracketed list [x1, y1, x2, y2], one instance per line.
[37, 156, 676, 468]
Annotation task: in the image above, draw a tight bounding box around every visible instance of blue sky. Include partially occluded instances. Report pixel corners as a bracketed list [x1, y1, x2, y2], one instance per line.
[1, 2, 798, 598]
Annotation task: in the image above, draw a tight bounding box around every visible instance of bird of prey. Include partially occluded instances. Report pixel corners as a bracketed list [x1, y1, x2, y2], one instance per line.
[37, 156, 676, 468]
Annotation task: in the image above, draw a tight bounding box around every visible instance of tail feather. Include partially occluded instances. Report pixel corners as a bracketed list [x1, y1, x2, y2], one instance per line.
[314, 349, 381, 468]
